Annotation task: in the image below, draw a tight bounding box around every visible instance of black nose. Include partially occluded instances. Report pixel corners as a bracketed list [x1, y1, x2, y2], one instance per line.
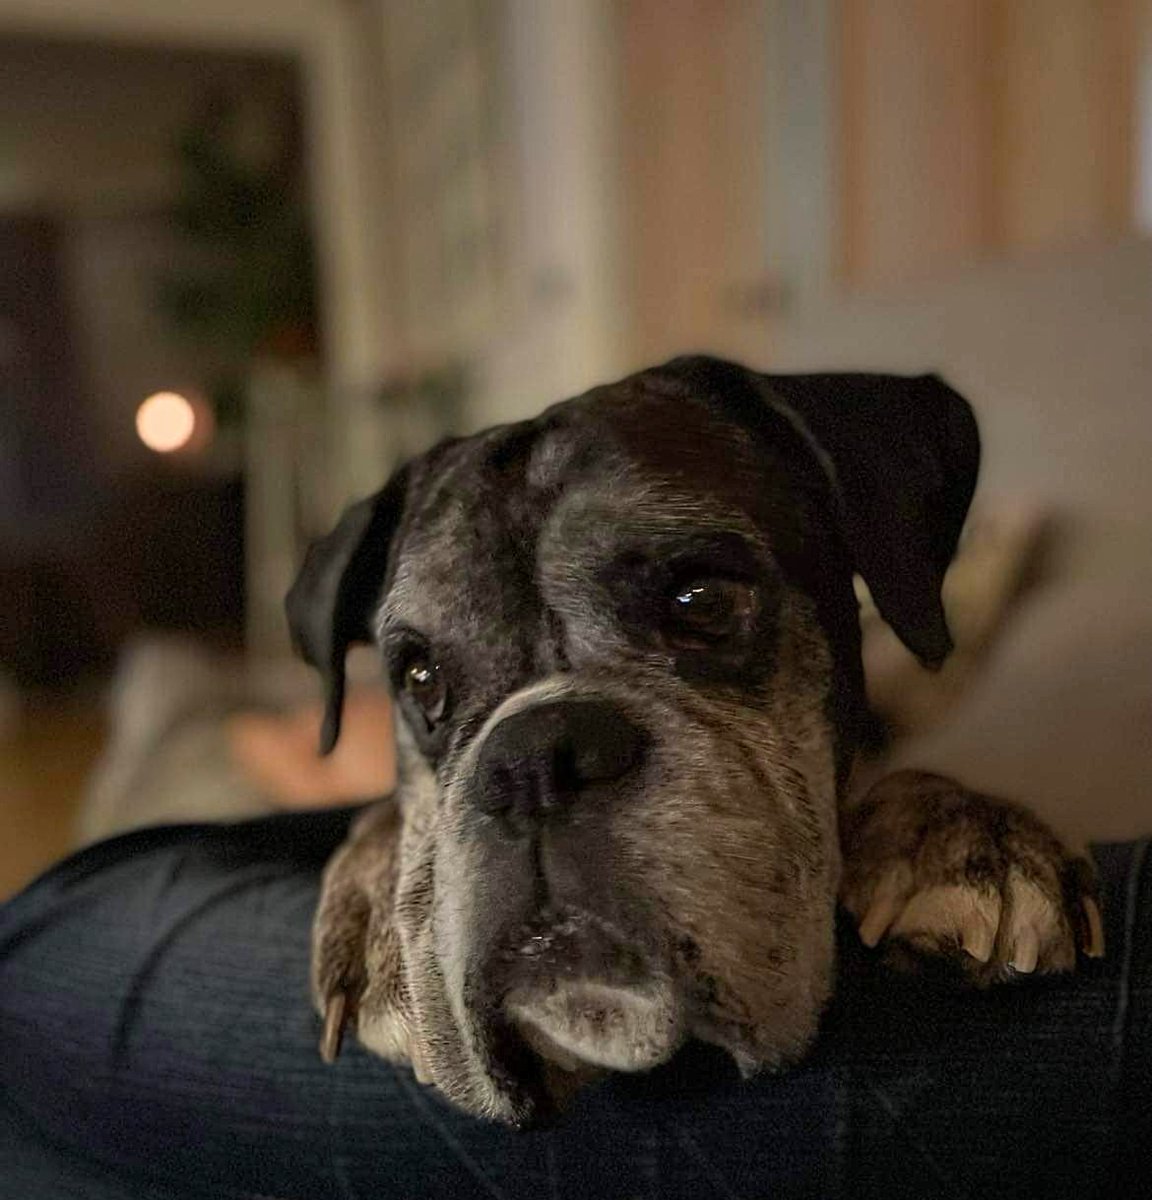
[473, 699, 646, 833]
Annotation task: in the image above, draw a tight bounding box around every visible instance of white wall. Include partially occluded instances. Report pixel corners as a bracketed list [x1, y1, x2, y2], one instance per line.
[0, 0, 320, 50]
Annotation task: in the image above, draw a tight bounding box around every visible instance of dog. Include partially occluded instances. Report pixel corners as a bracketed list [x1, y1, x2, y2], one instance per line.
[286, 356, 1103, 1126]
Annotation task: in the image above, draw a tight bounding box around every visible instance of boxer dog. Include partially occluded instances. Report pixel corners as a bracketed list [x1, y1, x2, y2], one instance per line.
[287, 356, 1103, 1126]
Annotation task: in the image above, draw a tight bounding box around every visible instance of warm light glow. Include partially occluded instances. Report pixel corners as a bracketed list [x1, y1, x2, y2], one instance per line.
[136, 392, 197, 453]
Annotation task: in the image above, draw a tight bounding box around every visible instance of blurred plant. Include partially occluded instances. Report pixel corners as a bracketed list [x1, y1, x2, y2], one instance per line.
[369, 361, 470, 472]
[158, 91, 318, 426]
[376, 361, 470, 432]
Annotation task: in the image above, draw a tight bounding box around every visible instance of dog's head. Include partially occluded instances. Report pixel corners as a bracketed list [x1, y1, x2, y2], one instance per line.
[287, 356, 978, 1122]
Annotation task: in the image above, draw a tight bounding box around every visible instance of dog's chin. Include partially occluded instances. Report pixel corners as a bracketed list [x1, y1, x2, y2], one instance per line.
[507, 977, 684, 1073]
[492, 908, 684, 1076]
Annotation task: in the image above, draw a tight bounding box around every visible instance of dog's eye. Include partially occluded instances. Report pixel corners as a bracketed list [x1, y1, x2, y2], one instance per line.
[665, 578, 755, 648]
[403, 659, 448, 726]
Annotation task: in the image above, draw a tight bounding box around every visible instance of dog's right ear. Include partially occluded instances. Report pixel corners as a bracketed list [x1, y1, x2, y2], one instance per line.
[285, 465, 410, 755]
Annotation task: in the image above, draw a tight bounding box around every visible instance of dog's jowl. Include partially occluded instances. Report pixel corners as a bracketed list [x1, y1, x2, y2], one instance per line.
[288, 356, 1103, 1125]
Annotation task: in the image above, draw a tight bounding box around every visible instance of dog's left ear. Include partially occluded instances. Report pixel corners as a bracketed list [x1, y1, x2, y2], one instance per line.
[285, 465, 410, 754]
[762, 371, 979, 667]
[661, 357, 980, 668]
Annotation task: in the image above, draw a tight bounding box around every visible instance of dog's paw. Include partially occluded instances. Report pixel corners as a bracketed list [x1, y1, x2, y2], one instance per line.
[840, 771, 1104, 984]
[312, 800, 426, 1075]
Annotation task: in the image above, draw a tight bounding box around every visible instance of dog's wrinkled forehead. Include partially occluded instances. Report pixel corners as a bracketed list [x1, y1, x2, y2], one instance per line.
[380, 379, 807, 647]
[384, 430, 548, 647]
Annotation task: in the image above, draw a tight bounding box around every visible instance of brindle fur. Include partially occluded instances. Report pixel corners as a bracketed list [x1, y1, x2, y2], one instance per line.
[841, 769, 1100, 983]
[291, 357, 1101, 1125]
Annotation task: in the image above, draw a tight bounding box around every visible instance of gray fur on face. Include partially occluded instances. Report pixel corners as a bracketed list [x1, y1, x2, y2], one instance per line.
[369, 394, 847, 1120]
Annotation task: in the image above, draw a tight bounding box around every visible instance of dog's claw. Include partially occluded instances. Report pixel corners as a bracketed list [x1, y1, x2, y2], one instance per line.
[320, 990, 349, 1064]
[1009, 926, 1040, 974]
[1081, 895, 1105, 958]
[409, 1036, 434, 1086]
[859, 867, 908, 948]
[959, 914, 996, 963]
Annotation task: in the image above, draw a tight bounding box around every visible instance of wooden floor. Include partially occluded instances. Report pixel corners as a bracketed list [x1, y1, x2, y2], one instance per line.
[0, 696, 105, 901]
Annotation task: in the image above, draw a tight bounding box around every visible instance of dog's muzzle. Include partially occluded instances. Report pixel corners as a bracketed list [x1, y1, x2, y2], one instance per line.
[447, 695, 684, 1084]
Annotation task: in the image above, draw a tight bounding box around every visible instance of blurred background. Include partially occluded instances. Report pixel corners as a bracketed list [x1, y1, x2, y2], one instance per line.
[1, 0, 1150, 898]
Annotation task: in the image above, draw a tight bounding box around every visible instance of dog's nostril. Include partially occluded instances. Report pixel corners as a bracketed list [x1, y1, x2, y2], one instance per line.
[551, 743, 582, 797]
[564, 717, 645, 785]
